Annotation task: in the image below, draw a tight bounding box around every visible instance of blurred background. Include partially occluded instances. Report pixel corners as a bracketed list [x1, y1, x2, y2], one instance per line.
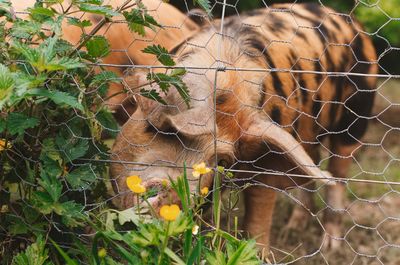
[169, 0, 400, 75]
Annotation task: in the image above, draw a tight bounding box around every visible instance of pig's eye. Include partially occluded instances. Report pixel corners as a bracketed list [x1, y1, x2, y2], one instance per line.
[218, 159, 230, 168]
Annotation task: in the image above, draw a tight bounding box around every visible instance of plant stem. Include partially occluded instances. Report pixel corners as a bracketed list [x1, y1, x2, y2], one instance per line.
[136, 195, 141, 220]
[70, 0, 135, 56]
[212, 170, 222, 250]
[158, 221, 170, 265]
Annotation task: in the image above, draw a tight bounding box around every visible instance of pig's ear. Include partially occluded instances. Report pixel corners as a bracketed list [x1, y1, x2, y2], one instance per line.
[239, 118, 327, 188]
[161, 107, 215, 136]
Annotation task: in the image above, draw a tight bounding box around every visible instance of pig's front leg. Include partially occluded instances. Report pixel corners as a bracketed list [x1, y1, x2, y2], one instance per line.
[243, 186, 277, 255]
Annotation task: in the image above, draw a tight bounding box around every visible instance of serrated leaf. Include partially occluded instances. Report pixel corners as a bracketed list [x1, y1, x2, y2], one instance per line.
[43, 56, 85, 71]
[0, 0, 12, 21]
[96, 109, 118, 137]
[38, 170, 62, 202]
[142, 44, 175, 66]
[65, 164, 96, 190]
[10, 20, 42, 39]
[59, 201, 86, 227]
[67, 17, 92, 28]
[9, 222, 29, 236]
[118, 207, 139, 226]
[55, 134, 89, 162]
[90, 71, 120, 96]
[140, 88, 167, 105]
[146, 72, 171, 92]
[40, 138, 63, 178]
[13, 38, 85, 72]
[0, 63, 14, 102]
[85, 36, 110, 58]
[32, 191, 54, 215]
[12, 235, 50, 265]
[194, 0, 212, 17]
[147, 73, 190, 107]
[27, 89, 84, 111]
[123, 9, 160, 37]
[170, 68, 187, 77]
[6, 113, 39, 136]
[28, 7, 55, 17]
[79, 4, 119, 18]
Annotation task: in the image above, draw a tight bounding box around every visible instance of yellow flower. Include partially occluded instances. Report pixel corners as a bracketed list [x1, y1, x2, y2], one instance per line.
[200, 187, 209, 196]
[161, 179, 169, 188]
[126, 175, 146, 194]
[192, 162, 211, 178]
[98, 248, 107, 258]
[159, 204, 181, 221]
[192, 225, 199, 235]
[0, 139, 11, 152]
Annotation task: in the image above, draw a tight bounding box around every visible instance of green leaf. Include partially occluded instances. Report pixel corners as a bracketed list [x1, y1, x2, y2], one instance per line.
[38, 171, 62, 202]
[194, 0, 212, 17]
[13, 39, 85, 72]
[10, 20, 42, 39]
[12, 235, 50, 265]
[147, 73, 190, 107]
[90, 71, 120, 96]
[170, 68, 187, 77]
[13, 72, 47, 94]
[28, 7, 55, 17]
[79, 4, 119, 18]
[27, 89, 84, 111]
[40, 138, 62, 163]
[67, 17, 92, 28]
[140, 88, 167, 105]
[6, 113, 39, 136]
[8, 222, 29, 236]
[0, 0, 13, 20]
[85, 36, 110, 58]
[0, 118, 5, 133]
[187, 236, 204, 265]
[0, 63, 14, 103]
[142, 44, 175, 66]
[55, 134, 89, 162]
[32, 191, 56, 215]
[226, 240, 261, 265]
[123, 9, 160, 37]
[65, 164, 97, 190]
[169, 213, 192, 236]
[59, 201, 86, 227]
[49, 239, 79, 265]
[118, 207, 140, 226]
[164, 248, 185, 265]
[96, 108, 119, 137]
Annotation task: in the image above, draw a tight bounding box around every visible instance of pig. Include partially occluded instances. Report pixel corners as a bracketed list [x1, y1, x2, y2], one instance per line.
[110, 2, 378, 252]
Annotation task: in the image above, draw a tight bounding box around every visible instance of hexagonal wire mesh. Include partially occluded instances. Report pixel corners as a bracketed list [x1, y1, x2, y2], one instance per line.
[8, 0, 400, 264]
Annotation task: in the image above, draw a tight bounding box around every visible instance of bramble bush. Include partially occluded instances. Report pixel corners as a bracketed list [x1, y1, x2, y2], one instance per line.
[0, 0, 262, 264]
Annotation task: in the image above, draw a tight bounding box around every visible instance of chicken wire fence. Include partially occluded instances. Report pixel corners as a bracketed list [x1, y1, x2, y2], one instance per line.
[3, 0, 400, 264]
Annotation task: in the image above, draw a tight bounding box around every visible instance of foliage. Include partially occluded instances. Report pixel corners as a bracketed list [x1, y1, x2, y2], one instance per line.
[354, 0, 400, 47]
[0, 0, 260, 264]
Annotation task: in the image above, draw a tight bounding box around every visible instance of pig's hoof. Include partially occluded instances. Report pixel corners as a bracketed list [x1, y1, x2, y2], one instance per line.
[322, 222, 342, 251]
